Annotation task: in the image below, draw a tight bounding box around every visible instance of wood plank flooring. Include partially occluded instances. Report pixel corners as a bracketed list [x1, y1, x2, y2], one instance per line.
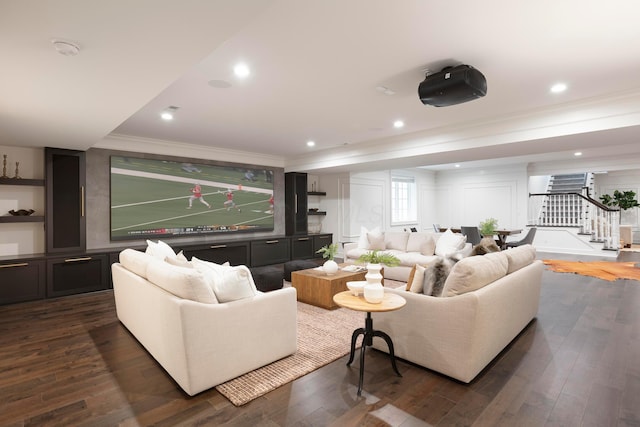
[1, 252, 640, 426]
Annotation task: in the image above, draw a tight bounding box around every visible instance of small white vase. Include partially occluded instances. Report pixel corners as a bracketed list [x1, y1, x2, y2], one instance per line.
[323, 259, 339, 275]
[363, 263, 384, 303]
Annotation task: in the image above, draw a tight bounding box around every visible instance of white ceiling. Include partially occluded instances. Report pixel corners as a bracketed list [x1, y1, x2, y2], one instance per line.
[3, 0, 640, 174]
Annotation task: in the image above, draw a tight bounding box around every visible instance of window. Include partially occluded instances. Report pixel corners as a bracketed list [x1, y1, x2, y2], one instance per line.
[391, 175, 417, 224]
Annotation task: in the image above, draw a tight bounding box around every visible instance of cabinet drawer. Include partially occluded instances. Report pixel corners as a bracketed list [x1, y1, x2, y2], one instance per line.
[313, 234, 333, 254]
[47, 254, 109, 298]
[250, 239, 290, 267]
[182, 242, 250, 266]
[0, 260, 46, 305]
[291, 236, 314, 259]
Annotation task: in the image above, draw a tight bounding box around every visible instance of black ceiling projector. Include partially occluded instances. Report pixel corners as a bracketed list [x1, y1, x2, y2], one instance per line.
[418, 64, 487, 107]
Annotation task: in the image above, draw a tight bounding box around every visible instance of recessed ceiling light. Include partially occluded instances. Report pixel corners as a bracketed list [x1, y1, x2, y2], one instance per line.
[550, 83, 568, 93]
[574, 151, 582, 156]
[393, 120, 404, 128]
[51, 39, 80, 56]
[234, 63, 250, 78]
[161, 106, 179, 121]
[455, 164, 461, 168]
[307, 140, 315, 147]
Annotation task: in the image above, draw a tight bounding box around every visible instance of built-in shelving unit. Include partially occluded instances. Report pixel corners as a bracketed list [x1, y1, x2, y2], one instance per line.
[0, 177, 45, 223]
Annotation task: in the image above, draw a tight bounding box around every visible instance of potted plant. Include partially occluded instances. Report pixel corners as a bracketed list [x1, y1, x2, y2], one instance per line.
[316, 243, 339, 275]
[599, 190, 640, 210]
[479, 217, 499, 237]
[356, 250, 400, 303]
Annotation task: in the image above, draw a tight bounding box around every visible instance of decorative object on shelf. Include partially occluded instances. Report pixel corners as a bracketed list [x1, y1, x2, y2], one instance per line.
[479, 217, 498, 237]
[316, 243, 339, 275]
[308, 208, 319, 212]
[1, 155, 8, 178]
[8, 209, 35, 216]
[14, 161, 21, 179]
[356, 250, 401, 304]
[308, 222, 322, 234]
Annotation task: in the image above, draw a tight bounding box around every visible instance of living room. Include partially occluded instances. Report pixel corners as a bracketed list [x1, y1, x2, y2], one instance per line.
[2, 1, 640, 425]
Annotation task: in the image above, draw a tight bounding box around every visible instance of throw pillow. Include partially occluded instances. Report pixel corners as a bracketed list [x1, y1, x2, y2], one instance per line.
[145, 239, 177, 260]
[367, 232, 386, 250]
[165, 255, 193, 269]
[441, 252, 508, 297]
[357, 226, 381, 249]
[192, 257, 256, 302]
[146, 259, 218, 303]
[471, 237, 501, 256]
[407, 264, 426, 293]
[406, 233, 435, 255]
[423, 256, 456, 297]
[385, 231, 410, 251]
[435, 229, 466, 257]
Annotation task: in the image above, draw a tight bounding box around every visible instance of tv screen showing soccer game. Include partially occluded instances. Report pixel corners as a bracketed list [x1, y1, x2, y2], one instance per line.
[110, 155, 275, 241]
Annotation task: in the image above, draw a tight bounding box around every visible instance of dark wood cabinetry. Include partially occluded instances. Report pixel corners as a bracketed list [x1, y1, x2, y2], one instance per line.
[46, 254, 109, 298]
[0, 259, 46, 305]
[182, 241, 250, 266]
[45, 148, 86, 253]
[291, 236, 314, 259]
[313, 234, 333, 253]
[250, 238, 290, 266]
[285, 172, 308, 235]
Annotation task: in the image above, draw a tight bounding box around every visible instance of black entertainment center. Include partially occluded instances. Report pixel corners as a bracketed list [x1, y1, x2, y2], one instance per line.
[0, 149, 332, 305]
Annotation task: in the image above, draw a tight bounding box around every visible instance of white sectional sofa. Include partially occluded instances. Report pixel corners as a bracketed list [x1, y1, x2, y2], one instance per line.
[343, 229, 472, 282]
[371, 245, 543, 383]
[111, 248, 298, 396]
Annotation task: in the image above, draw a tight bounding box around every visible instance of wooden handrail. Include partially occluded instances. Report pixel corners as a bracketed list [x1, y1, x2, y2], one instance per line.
[528, 191, 616, 212]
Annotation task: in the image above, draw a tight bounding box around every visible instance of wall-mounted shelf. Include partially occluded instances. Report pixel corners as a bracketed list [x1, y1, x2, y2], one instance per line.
[0, 178, 45, 186]
[308, 211, 326, 216]
[308, 191, 326, 196]
[0, 216, 45, 223]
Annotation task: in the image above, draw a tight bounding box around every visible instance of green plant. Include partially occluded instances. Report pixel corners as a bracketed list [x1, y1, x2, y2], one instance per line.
[316, 243, 339, 261]
[479, 217, 498, 236]
[599, 190, 640, 210]
[356, 250, 401, 267]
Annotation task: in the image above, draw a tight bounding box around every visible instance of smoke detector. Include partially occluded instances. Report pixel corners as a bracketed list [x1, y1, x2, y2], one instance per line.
[51, 39, 80, 56]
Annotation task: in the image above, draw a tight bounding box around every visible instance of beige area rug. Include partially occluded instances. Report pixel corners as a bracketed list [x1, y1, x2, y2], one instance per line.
[215, 301, 364, 406]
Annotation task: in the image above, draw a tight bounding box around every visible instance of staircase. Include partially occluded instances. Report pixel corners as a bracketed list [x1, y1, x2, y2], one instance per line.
[539, 173, 588, 226]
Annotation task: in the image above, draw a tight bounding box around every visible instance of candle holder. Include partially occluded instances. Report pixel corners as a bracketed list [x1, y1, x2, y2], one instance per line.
[14, 161, 21, 179]
[1, 155, 8, 178]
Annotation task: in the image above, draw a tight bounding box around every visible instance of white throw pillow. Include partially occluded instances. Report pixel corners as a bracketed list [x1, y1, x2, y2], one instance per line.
[192, 257, 256, 302]
[435, 229, 466, 257]
[145, 239, 177, 260]
[357, 226, 381, 249]
[367, 232, 386, 250]
[146, 259, 218, 303]
[407, 264, 426, 293]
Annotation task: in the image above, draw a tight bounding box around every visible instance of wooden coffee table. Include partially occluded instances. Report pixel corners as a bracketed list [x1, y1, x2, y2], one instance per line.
[291, 264, 371, 309]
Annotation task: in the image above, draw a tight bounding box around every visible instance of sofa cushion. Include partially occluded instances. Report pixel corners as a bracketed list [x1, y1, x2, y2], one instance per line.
[385, 231, 410, 251]
[406, 232, 436, 255]
[442, 252, 508, 297]
[435, 229, 466, 257]
[358, 226, 381, 249]
[504, 244, 536, 274]
[145, 239, 177, 260]
[397, 252, 438, 267]
[367, 231, 386, 250]
[146, 259, 218, 303]
[119, 248, 153, 279]
[192, 257, 257, 302]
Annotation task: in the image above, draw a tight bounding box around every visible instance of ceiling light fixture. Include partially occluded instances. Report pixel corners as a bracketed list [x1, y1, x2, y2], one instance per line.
[233, 63, 250, 78]
[161, 106, 179, 121]
[574, 151, 582, 156]
[550, 82, 568, 93]
[51, 39, 80, 56]
[376, 86, 395, 96]
[306, 140, 315, 147]
[393, 120, 404, 128]
[455, 164, 461, 168]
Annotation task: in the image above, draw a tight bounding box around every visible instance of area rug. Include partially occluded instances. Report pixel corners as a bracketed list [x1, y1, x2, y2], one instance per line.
[543, 259, 640, 281]
[215, 301, 363, 406]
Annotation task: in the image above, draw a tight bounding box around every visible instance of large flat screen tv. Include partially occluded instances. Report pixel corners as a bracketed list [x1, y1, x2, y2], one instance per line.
[110, 155, 275, 241]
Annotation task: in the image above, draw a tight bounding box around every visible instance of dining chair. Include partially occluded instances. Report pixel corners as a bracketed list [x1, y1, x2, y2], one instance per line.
[460, 226, 482, 245]
[505, 227, 537, 248]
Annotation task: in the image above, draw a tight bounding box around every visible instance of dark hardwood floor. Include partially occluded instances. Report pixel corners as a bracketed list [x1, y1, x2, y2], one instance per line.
[1, 252, 640, 426]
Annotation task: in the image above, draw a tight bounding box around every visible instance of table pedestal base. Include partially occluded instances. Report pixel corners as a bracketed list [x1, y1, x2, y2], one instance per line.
[347, 312, 402, 396]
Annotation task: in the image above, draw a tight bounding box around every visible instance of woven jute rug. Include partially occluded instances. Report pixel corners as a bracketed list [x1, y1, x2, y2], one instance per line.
[215, 301, 364, 406]
[543, 259, 640, 282]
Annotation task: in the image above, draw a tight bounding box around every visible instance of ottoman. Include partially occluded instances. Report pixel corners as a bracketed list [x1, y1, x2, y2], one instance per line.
[284, 259, 319, 282]
[250, 266, 284, 292]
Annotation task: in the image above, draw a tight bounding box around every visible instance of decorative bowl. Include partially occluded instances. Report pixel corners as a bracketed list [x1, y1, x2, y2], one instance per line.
[346, 281, 366, 296]
[9, 209, 35, 216]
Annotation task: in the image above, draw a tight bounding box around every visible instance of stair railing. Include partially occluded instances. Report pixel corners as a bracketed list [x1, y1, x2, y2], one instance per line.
[529, 187, 620, 250]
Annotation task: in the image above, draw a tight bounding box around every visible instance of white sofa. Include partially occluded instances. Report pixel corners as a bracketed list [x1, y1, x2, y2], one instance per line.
[343, 229, 472, 282]
[111, 248, 298, 396]
[370, 245, 542, 383]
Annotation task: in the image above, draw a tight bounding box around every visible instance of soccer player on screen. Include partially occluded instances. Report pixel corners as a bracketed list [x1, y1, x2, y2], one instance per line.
[187, 183, 211, 209]
[224, 190, 241, 212]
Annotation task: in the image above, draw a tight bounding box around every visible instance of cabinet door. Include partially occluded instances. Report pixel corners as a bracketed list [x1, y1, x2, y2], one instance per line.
[0, 260, 46, 305]
[182, 242, 250, 266]
[47, 254, 108, 298]
[313, 234, 333, 255]
[45, 148, 86, 253]
[250, 238, 290, 267]
[285, 172, 308, 235]
[291, 236, 314, 259]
